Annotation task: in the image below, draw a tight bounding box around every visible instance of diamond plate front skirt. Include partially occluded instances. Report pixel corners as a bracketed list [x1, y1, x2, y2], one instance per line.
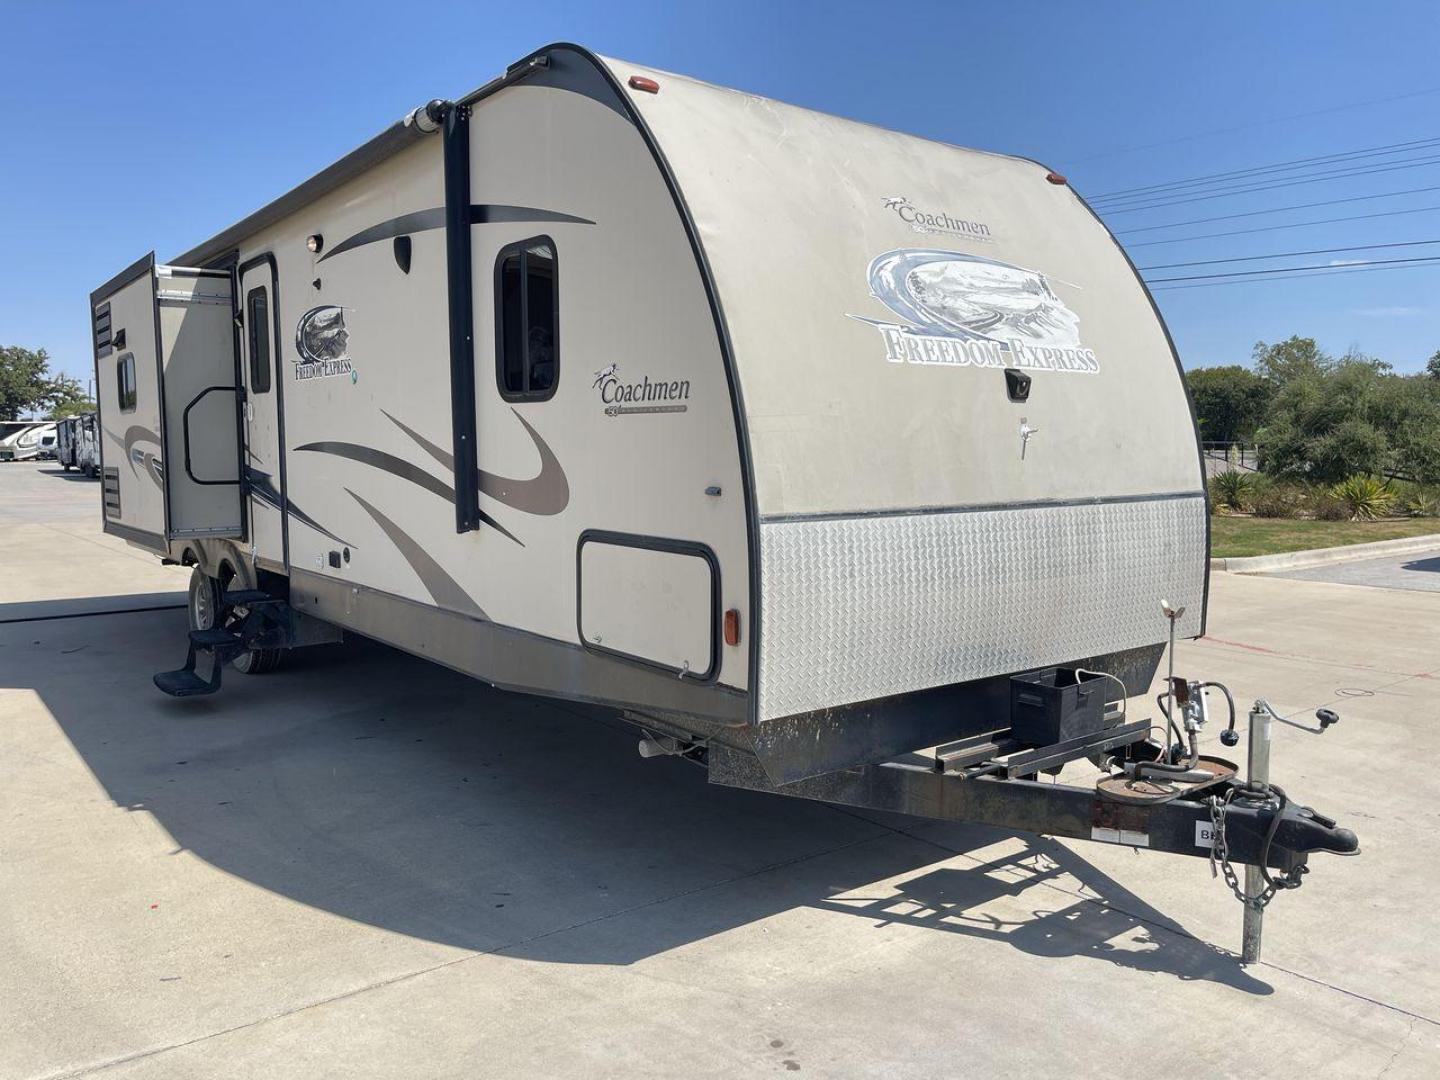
[756, 494, 1207, 721]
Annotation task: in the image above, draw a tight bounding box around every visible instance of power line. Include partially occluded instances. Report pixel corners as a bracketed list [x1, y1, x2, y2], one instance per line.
[1145, 253, 1440, 284]
[1148, 260, 1440, 291]
[1090, 135, 1440, 202]
[1099, 153, 1440, 214]
[1136, 237, 1440, 271]
[1115, 184, 1440, 235]
[1071, 84, 1440, 164]
[1124, 203, 1440, 248]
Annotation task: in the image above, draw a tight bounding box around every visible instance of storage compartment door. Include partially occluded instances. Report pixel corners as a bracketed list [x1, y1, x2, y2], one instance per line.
[579, 534, 718, 679]
[156, 266, 243, 539]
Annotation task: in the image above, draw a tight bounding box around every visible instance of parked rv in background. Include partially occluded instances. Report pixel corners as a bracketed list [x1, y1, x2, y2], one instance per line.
[0, 421, 56, 462]
[56, 413, 100, 476]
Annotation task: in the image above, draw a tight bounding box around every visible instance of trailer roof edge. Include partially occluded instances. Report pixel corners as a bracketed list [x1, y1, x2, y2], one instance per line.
[171, 116, 436, 269]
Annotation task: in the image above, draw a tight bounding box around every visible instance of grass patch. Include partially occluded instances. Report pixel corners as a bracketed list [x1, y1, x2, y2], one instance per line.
[1211, 516, 1440, 559]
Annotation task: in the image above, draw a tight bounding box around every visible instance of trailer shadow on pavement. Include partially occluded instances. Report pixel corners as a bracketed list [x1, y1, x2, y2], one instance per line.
[811, 837, 1268, 993]
[8, 606, 1268, 995]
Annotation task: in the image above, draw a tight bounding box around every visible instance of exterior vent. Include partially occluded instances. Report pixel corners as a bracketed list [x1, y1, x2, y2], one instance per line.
[94, 303, 113, 358]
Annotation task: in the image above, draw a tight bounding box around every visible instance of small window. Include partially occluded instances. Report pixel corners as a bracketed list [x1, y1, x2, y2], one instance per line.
[246, 286, 272, 394]
[495, 237, 558, 400]
[117, 353, 137, 413]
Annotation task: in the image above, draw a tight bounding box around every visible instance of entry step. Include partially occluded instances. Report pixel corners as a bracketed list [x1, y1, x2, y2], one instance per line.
[153, 668, 220, 697]
[221, 589, 282, 607]
[189, 627, 243, 649]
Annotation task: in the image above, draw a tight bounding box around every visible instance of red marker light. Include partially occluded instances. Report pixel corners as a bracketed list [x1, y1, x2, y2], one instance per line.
[628, 75, 660, 94]
[723, 609, 741, 647]
[1045, 171, 1068, 185]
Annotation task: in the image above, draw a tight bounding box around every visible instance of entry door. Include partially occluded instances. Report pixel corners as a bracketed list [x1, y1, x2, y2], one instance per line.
[237, 257, 287, 570]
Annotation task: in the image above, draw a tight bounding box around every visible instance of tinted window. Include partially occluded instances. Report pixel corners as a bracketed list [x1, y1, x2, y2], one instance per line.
[117, 353, 136, 413]
[495, 238, 558, 400]
[247, 287, 272, 394]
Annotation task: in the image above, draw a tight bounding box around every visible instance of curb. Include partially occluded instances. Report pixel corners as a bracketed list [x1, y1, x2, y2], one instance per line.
[0, 591, 185, 624]
[1211, 532, 1440, 574]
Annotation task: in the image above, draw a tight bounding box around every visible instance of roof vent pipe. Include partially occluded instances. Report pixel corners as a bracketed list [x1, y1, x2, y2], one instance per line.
[406, 99, 450, 134]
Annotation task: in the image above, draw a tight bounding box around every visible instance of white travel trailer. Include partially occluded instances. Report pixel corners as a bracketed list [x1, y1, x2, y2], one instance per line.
[0, 420, 57, 462]
[91, 44, 1354, 950]
[56, 412, 100, 475]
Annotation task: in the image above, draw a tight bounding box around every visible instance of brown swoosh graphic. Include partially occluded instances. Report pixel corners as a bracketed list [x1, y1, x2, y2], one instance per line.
[346, 488, 486, 619]
[295, 441, 522, 545]
[382, 409, 569, 516]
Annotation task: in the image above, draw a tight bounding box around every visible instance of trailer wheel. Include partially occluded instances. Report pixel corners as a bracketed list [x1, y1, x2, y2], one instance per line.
[188, 567, 284, 675]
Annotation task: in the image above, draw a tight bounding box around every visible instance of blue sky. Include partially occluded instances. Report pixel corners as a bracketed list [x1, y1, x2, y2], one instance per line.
[3, 1, 1439, 387]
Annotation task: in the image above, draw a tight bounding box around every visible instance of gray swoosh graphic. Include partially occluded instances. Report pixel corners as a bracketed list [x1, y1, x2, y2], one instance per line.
[319, 204, 595, 263]
[246, 466, 352, 547]
[381, 409, 570, 516]
[107, 425, 162, 484]
[295, 441, 522, 545]
[345, 488, 486, 619]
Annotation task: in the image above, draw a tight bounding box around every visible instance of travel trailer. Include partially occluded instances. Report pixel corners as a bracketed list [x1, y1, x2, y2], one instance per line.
[91, 43, 1355, 955]
[0, 421, 56, 462]
[56, 413, 100, 476]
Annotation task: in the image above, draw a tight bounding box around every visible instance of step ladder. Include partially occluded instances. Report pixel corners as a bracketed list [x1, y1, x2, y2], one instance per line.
[153, 589, 287, 697]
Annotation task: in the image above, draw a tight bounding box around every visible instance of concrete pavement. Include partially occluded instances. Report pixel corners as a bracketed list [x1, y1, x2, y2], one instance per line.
[1273, 549, 1440, 593]
[2, 464, 1438, 1078]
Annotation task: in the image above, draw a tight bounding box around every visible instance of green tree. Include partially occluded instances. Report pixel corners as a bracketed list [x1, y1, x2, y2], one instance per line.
[0, 345, 53, 420]
[46, 375, 92, 418]
[1251, 336, 1334, 385]
[1426, 350, 1440, 380]
[0, 345, 86, 420]
[1256, 356, 1440, 483]
[1186, 365, 1274, 444]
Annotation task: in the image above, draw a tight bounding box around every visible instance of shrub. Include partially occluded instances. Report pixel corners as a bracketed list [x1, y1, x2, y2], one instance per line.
[1330, 474, 1394, 521]
[1248, 478, 1304, 519]
[1311, 493, 1351, 521]
[1209, 469, 1253, 511]
[1405, 485, 1440, 517]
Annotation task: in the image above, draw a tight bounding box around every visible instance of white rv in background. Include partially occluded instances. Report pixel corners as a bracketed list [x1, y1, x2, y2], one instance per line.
[56, 413, 100, 475]
[0, 421, 56, 462]
[89, 45, 1356, 913]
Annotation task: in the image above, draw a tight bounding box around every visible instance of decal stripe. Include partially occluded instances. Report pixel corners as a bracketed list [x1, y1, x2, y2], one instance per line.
[295, 441, 522, 545]
[246, 466, 352, 547]
[380, 410, 452, 469]
[381, 409, 570, 516]
[294, 442, 453, 500]
[345, 488, 487, 619]
[318, 205, 595, 263]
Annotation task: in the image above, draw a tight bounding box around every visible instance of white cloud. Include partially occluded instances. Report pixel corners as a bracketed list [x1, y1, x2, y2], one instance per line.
[1328, 259, 1368, 266]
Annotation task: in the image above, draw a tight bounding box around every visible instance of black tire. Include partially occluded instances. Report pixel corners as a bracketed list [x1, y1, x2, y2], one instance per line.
[188, 567, 284, 676]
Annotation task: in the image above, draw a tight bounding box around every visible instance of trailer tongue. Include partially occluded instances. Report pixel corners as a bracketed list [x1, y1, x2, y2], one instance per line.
[639, 662, 1359, 963]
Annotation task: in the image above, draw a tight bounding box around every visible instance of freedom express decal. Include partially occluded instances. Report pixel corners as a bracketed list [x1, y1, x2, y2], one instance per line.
[850, 249, 1099, 375]
[295, 306, 357, 382]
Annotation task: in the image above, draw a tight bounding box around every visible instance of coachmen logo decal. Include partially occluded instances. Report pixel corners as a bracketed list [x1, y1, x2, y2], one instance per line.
[849, 248, 1100, 375]
[593, 363, 690, 417]
[295, 306, 357, 382]
[883, 196, 993, 242]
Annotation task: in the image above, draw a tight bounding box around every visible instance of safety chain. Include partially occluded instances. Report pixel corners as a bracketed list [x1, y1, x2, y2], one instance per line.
[1208, 782, 1308, 910]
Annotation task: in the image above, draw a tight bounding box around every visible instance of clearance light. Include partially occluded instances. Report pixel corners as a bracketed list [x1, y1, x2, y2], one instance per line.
[1045, 171, 1067, 185]
[724, 608, 741, 646]
[628, 75, 660, 94]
